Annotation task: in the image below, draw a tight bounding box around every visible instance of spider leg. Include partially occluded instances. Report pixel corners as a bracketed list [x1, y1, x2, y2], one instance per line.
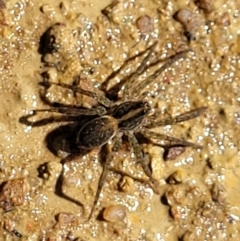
[133, 49, 192, 97]
[122, 41, 157, 101]
[54, 154, 85, 208]
[19, 114, 80, 127]
[127, 132, 160, 194]
[31, 106, 107, 116]
[19, 106, 107, 126]
[147, 107, 207, 128]
[88, 134, 122, 220]
[141, 128, 202, 149]
[40, 81, 112, 107]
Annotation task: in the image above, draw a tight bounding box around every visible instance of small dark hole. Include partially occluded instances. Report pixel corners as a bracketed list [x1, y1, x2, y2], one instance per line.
[160, 194, 168, 205]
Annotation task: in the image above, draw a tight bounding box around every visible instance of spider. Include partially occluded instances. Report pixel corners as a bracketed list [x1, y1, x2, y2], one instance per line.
[21, 42, 206, 219]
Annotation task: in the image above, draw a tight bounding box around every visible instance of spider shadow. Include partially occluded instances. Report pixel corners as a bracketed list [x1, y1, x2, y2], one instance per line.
[44, 122, 114, 212]
[20, 111, 96, 209]
[39, 122, 90, 208]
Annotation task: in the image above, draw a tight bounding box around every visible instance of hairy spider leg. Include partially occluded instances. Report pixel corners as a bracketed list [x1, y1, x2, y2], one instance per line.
[127, 133, 160, 194]
[133, 49, 192, 98]
[141, 128, 202, 149]
[19, 112, 82, 127]
[19, 106, 107, 127]
[88, 134, 122, 220]
[31, 106, 107, 116]
[122, 41, 158, 101]
[44, 82, 112, 107]
[101, 44, 158, 92]
[147, 107, 207, 128]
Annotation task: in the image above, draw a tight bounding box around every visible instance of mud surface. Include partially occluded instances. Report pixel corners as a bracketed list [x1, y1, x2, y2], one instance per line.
[0, 0, 240, 240]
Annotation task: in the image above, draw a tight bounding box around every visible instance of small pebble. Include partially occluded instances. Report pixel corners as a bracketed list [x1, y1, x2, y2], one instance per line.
[136, 15, 154, 34]
[103, 205, 126, 222]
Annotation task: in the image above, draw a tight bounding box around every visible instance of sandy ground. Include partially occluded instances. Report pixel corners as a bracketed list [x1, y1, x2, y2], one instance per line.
[0, 0, 240, 240]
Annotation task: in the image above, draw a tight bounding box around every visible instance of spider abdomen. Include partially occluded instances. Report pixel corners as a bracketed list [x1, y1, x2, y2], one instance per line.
[76, 116, 118, 149]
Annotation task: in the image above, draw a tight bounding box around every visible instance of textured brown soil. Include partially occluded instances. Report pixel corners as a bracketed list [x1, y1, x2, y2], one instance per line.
[0, 0, 240, 240]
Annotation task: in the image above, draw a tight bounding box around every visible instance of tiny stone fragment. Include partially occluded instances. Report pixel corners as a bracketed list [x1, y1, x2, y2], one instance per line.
[164, 146, 186, 160]
[57, 212, 76, 225]
[40, 4, 56, 14]
[103, 205, 126, 222]
[211, 182, 226, 204]
[136, 15, 154, 34]
[118, 176, 134, 192]
[167, 170, 186, 184]
[195, 0, 213, 12]
[216, 12, 231, 27]
[0, 178, 30, 211]
[174, 9, 204, 41]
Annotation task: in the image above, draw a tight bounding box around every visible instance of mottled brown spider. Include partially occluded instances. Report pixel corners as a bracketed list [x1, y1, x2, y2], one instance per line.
[21, 42, 206, 219]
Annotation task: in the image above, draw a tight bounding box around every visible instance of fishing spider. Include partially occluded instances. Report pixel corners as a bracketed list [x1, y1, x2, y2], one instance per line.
[21, 42, 206, 219]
